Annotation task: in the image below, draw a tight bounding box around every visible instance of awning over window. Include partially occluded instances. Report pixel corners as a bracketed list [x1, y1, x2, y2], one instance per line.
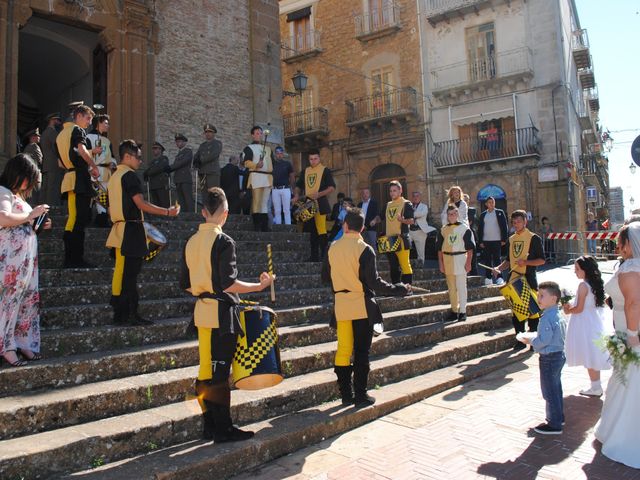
[287, 6, 311, 22]
[451, 95, 514, 126]
[477, 184, 507, 201]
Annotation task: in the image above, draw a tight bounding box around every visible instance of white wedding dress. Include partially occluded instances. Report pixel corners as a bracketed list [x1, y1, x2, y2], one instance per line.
[595, 257, 640, 468]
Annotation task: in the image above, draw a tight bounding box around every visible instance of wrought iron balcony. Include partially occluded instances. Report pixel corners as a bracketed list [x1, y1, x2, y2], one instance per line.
[431, 127, 540, 169]
[281, 30, 322, 63]
[425, 0, 510, 25]
[578, 63, 595, 89]
[283, 107, 329, 140]
[430, 47, 533, 98]
[586, 86, 599, 112]
[595, 161, 609, 193]
[571, 29, 591, 70]
[354, 1, 401, 41]
[346, 88, 418, 126]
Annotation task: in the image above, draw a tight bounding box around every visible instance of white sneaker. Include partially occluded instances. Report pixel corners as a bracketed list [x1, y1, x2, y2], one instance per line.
[495, 278, 505, 286]
[579, 386, 603, 397]
[484, 278, 493, 286]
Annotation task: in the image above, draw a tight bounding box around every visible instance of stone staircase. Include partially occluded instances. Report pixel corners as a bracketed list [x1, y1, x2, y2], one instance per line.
[0, 208, 523, 480]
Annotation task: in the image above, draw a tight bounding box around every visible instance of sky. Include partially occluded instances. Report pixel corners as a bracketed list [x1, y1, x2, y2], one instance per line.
[575, 0, 640, 217]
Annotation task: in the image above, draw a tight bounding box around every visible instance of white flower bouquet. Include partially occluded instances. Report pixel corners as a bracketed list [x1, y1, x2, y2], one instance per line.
[597, 332, 640, 385]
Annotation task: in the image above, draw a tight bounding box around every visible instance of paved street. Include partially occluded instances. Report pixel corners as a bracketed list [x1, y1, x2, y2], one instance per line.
[231, 261, 638, 480]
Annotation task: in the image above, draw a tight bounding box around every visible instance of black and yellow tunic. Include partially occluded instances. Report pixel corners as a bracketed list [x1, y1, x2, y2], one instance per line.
[323, 232, 408, 324]
[506, 228, 544, 289]
[106, 165, 148, 257]
[295, 164, 336, 215]
[382, 197, 414, 250]
[56, 121, 92, 196]
[179, 223, 242, 334]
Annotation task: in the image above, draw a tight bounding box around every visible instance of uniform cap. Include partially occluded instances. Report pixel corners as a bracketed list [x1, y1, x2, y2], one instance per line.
[203, 124, 217, 133]
[24, 128, 41, 141]
[152, 141, 165, 151]
[45, 112, 62, 122]
[174, 133, 188, 142]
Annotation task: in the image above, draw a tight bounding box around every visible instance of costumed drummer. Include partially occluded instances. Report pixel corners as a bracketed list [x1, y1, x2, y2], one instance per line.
[293, 148, 336, 262]
[381, 180, 414, 285]
[86, 114, 115, 228]
[106, 140, 180, 325]
[322, 207, 411, 408]
[437, 205, 475, 322]
[180, 187, 273, 442]
[243, 126, 273, 232]
[493, 209, 545, 350]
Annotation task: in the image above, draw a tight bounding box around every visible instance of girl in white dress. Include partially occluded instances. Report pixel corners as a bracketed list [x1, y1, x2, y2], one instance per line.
[595, 223, 640, 469]
[563, 255, 612, 396]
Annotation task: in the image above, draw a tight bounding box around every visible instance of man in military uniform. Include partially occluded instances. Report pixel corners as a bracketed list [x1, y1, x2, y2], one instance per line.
[86, 114, 115, 227]
[220, 155, 242, 214]
[56, 104, 101, 268]
[242, 126, 273, 231]
[293, 148, 336, 261]
[40, 113, 63, 205]
[22, 128, 43, 204]
[194, 123, 222, 195]
[144, 142, 171, 208]
[170, 133, 194, 212]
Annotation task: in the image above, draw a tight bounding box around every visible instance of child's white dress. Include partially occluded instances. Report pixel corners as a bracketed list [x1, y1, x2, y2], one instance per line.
[565, 281, 612, 370]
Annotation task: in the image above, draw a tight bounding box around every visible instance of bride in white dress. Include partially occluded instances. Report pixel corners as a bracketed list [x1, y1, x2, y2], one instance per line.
[595, 223, 640, 468]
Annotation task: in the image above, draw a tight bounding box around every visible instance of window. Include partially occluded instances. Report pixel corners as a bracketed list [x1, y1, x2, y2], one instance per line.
[466, 22, 496, 82]
[368, 0, 393, 31]
[458, 117, 515, 160]
[370, 66, 395, 115]
[292, 15, 312, 53]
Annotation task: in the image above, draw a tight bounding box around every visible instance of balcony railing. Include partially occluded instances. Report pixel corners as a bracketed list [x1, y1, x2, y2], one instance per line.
[283, 107, 328, 139]
[430, 47, 533, 94]
[281, 30, 322, 62]
[425, 0, 483, 15]
[571, 29, 591, 69]
[354, 1, 400, 40]
[578, 63, 595, 89]
[432, 127, 540, 168]
[586, 86, 599, 112]
[346, 88, 417, 126]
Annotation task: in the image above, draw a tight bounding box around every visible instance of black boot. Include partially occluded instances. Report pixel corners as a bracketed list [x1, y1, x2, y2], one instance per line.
[401, 273, 413, 285]
[260, 213, 271, 232]
[130, 295, 153, 325]
[319, 234, 328, 261]
[334, 366, 354, 405]
[353, 363, 375, 408]
[251, 214, 260, 232]
[62, 231, 74, 268]
[195, 380, 216, 440]
[110, 295, 129, 324]
[309, 233, 320, 262]
[208, 382, 254, 442]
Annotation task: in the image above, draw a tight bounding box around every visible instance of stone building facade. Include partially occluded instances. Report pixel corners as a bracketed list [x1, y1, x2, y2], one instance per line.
[0, 0, 282, 169]
[279, 0, 427, 206]
[420, 0, 607, 235]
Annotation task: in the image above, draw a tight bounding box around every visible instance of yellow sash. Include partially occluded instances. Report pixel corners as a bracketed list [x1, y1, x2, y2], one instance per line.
[304, 164, 325, 196]
[509, 228, 533, 276]
[385, 197, 406, 237]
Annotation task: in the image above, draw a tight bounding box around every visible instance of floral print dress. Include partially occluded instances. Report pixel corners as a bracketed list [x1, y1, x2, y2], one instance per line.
[0, 185, 40, 355]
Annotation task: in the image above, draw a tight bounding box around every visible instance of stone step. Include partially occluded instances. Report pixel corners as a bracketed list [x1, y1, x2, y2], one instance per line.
[39, 275, 456, 309]
[40, 282, 495, 330]
[37, 286, 502, 360]
[0, 308, 512, 440]
[38, 248, 308, 269]
[0, 294, 507, 396]
[0, 327, 518, 479]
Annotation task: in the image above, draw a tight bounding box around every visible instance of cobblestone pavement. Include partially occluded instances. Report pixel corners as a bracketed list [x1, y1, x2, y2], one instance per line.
[231, 354, 640, 480]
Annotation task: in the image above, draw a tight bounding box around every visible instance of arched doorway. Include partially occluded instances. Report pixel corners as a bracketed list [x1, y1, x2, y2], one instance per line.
[370, 163, 407, 206]
[477, 183, 507, 213]
[18, 16, 104, 145]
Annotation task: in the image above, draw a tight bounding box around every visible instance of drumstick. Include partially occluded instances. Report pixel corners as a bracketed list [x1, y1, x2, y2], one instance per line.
[267, 243, 276, 303]
[478, 262, 500, 274]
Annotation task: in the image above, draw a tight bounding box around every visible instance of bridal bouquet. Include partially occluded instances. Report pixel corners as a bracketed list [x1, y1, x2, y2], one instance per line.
[598, 332, 640, 385]
[559, 288, 574, 306]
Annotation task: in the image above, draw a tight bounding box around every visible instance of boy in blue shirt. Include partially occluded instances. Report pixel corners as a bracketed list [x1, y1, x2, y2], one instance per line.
[518, 281, 567, 435]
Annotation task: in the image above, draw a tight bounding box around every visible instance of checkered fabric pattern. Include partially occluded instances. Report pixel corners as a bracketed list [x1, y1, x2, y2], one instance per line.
[143, 245, 161, 262]
[377, 235, 401, 254]
[233, 320, 278, 372]
[500, 277, 541, 322]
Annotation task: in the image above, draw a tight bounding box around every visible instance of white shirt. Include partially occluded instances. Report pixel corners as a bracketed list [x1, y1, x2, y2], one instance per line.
[482, 210, 501, 241]
[361, 199, 370, 220]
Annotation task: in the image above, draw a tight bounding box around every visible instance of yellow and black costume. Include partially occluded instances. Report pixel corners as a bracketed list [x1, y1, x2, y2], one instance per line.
[506, 228, 544, 334]
[179, 223, 253, 442]
[382, 197, 414, 284]
[105, 165, 149, 324]
[56, 121, 93, 267]
[296, 164, 336, 261]
[243, 141, 273, 232]
[322, 232, 409, 406]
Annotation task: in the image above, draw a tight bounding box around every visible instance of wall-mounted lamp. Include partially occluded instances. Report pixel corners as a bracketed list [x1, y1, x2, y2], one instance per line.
[283, 70, 308, 97]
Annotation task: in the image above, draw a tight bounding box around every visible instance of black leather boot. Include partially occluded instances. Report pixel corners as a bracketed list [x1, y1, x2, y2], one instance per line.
[334, 366, 354, 405]
[62, 231, 73, 268]
[353, 363, 375, 408]
[319, 234, 328, 261]
[309, 232, 320, 262]
[401, 273, 413, 285]
[208, 382, 254, 442]
[251, 214, 260, 232]
[261, 213, 271, 232]
[195, 380, 216, 440]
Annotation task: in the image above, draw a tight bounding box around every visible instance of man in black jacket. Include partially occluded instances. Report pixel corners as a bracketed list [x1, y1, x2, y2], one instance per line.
[220, 155, 242, 214]
[477, 196, 508, 285]
[357, 188, 380, 250]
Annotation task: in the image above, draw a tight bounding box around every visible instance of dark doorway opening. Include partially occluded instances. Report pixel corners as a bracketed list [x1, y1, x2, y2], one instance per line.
[370, 163, 407, 207]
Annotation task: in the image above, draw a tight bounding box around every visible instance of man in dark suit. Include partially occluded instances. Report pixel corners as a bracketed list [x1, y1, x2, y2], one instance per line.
[357, 188, 380, 250]
[220, 155, 242, 214]
[477, 196, 509, 285]
[40, 112, 63, 205]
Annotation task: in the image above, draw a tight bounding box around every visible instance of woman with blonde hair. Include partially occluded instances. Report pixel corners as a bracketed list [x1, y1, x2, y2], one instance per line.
[440, 185, 468, 226]
[0, 154, 51, 367]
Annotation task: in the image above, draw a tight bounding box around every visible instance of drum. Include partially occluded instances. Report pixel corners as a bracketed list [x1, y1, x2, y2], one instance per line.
[232, 306, 283, 390]
[377, 235, 402, 254]
[143, 222, 167, 262]
[293, 199, 318, 223]
[499, 275, 541, 322]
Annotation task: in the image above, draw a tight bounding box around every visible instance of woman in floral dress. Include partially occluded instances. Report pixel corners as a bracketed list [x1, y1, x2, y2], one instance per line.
[0, 154, 51, 367]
